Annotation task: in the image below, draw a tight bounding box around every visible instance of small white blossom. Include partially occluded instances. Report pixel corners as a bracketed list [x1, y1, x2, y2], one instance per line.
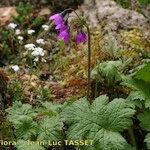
[15, 29, 21, 35]
[139, 53, 142, 56]
[17, 36, 23, 41]
[36, 38, 45, 45]
[27, 29, 35, 35]
[11, 65, 19, 72]
[42, 24, 49, 31]
[24, 44, 35, 51]
[33, 57, 39, 62]
[41, 58, 47, 63]
[8, 23, 17, 29]
[31, 47, 45, 57]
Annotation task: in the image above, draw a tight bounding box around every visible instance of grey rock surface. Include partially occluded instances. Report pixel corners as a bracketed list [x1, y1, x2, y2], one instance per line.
[70, 0, 149, 32]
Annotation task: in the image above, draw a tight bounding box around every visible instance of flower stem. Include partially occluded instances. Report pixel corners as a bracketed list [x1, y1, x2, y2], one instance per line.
[60, 8, 92, 102]
[128, 127, 137, 150]
[86, 25, 91, 103]
[65, 8, 92, 102]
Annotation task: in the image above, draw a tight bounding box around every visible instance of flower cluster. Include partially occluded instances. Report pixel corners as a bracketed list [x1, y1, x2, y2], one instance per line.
[36, 38, 45, 45]
[24, 43, 46, 62]
[8, 23, 24, 44]
[49, 13, 87, 45]
[6, 22, 49, 68]
[31, 47, 45, 57]
[24, 44, 36, 51]
[49, 14, 70, 44]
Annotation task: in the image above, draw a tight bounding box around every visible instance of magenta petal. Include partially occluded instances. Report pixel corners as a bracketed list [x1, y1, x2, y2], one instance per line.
[49, 14, 59, 20]
[49, 13, 63, 26]
[55, 24, 62, 30]
[75, 32, 87, 44]
[55, 23, 68, 32]
[49, 13, 70, 44]
[58, 30, 70, 44]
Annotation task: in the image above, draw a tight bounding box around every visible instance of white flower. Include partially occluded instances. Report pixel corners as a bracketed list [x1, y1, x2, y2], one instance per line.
[33, 57, 39, 62]
[8, 23, 17, 29]
[17, 36, 23, 41]
[42, 25, 49, 31]
[24, 44, 35, 51]
[41, 58, 47, 63]
[15, 29, 21, 35]
[11, 65, 19, 72]
[27, 29, 35, 35]
[31, 47, 45, 57]
[36, 38, 45, 45]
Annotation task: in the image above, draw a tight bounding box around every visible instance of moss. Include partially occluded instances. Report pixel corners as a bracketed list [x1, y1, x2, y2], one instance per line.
[120, 28, 150, 58]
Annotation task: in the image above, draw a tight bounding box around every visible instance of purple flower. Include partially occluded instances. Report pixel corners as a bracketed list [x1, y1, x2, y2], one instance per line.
[49, 13, 63, 26]
[75, 31, 87, 44]
[58, 29, 70, 44]
[55, 22, 68, 32]
[50, 13, 70, 44]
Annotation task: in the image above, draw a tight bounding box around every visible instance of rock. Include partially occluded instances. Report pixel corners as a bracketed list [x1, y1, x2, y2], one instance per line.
[144, 4, 150, 19]
[38, 8, 51, 17]
[0, 7, 17, 26]
[69, 0, 149, 32]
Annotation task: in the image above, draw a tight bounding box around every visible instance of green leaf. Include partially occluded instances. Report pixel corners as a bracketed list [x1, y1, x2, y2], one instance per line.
[127, 91, 146, 101]
[37, 116, 63, 141]
[16, 140, 45, 150]
[138, 110, 150, 131]
[126, 91, 145, 108]
[134, 62, 150, 82]
[132, 79, 150, 108]
[132, 79, 150, 97]
[145, 133, 150, 149]
[61, 95, 135, 150]
[15, 116, 38, 140]
[6, 101, 36, 123]
[129, 62, 150, 108]
[122, 76, 150, 108]
[37, 101, 63, 117]
[138, 110, 150, 150]
[91, 60, 123, 83]
[6, 101, 37, 140]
